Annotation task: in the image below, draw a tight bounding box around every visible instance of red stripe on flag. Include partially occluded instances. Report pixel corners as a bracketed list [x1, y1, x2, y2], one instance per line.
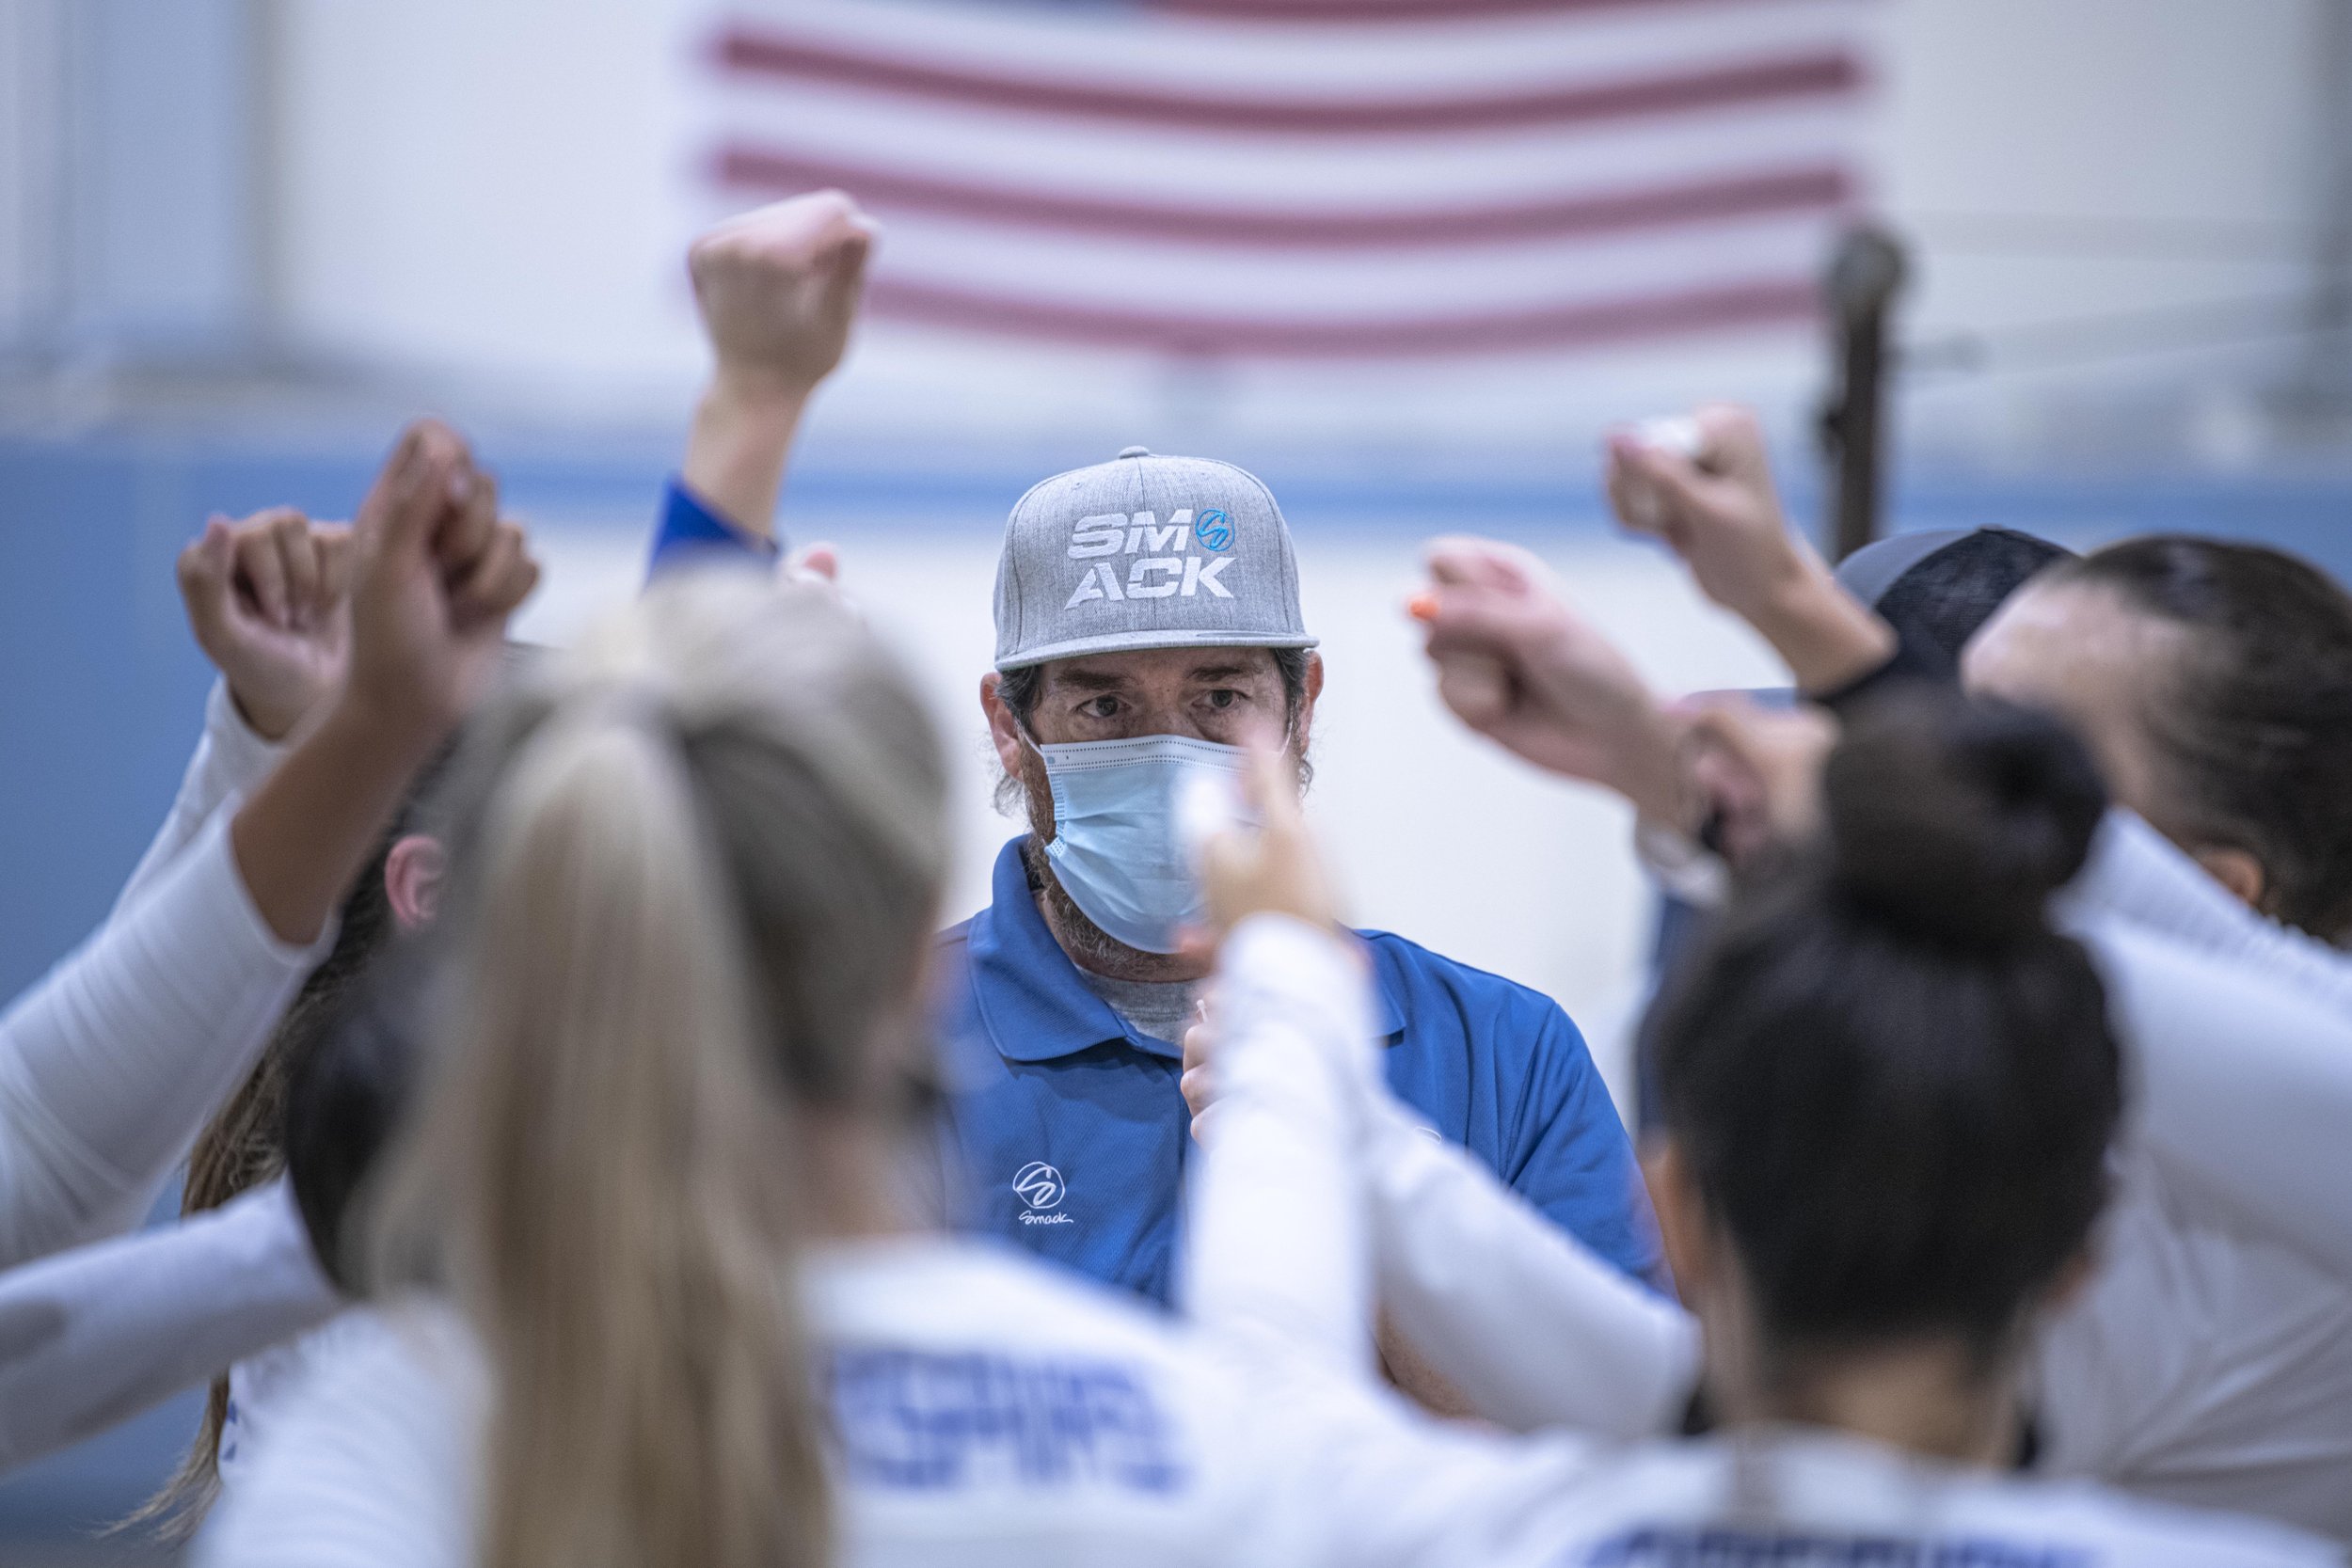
[1152, 0, 1785, 22]
[863, 277, 1819, 356]
[713, 27, 1862, 135]
[713, 147, 1852, 248]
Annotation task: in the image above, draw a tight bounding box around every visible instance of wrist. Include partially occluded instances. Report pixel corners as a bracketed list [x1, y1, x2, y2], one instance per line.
[227, 684, 303, 744]
[320, 681, 448, 775]
[704, 364, 818, 421]
[683, 375, 812, 544]
[1751, 555, 1896, 691]
[1611, 702, 1693, 831]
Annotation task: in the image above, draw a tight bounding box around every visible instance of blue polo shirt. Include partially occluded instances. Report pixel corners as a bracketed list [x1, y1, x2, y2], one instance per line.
[935, 836, 1663, 1306]
[647, 480, 1662, 1304]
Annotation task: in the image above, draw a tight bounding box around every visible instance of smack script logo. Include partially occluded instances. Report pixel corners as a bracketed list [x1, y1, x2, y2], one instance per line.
[1013, 1161, 1065, 1209]
[1013, 1161, 1073, 1226]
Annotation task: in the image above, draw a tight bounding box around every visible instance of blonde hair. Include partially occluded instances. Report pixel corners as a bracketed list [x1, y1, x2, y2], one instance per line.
[368, 570, 949, 1568]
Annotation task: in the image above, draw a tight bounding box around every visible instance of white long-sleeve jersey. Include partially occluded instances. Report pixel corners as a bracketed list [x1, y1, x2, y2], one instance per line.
[0, 1179, 340, 1474]
[193, 920, 2337, 1568]
[2059, 810, 2352, 1018]
[0, 683, 330, 1267]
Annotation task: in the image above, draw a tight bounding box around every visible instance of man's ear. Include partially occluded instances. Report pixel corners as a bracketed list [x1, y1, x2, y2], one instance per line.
[383, 834, 447, 932]
[981, 672, 1024, 776]
[1643, 1134, 1711, 1299]
[2191, 845, 2266, 913]
[1295, 652, 1326, 743]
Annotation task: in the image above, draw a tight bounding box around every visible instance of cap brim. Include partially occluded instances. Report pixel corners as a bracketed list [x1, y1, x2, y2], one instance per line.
[997, 627, 1320, 672]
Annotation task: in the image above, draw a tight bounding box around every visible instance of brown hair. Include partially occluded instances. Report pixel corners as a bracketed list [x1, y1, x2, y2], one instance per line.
[2055, 535, 2352, 943]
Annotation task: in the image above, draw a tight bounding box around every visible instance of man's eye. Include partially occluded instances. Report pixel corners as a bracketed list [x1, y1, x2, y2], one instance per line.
[1203, 689, 1240, 711]
[1083, 696, 1121, 719]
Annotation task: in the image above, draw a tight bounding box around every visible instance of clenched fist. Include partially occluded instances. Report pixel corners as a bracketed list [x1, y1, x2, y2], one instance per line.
[690, 189, 878, 402]
[345, 420, 540, 745]
[177, 508, 354, 741]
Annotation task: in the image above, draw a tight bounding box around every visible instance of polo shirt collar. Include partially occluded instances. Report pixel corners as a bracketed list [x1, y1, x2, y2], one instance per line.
[966, 836, 1405, 1064]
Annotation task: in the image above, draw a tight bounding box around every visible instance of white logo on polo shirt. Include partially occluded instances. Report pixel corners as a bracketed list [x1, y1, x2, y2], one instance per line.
[1014, 1161, 1073, 1226]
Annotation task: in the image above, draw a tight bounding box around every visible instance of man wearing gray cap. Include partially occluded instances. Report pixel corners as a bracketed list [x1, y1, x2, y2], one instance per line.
[651, 194, 1661, 1344]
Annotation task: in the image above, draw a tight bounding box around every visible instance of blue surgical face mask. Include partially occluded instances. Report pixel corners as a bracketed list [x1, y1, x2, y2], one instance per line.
[1027, 733, 1250, 954]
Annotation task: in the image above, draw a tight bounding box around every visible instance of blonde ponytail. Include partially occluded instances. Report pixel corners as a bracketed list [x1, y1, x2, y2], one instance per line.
[371, 573, 949, 1568]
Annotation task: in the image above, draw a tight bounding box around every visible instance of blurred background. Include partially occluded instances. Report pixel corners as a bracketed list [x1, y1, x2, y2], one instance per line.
[0, 0, 2346, 1557]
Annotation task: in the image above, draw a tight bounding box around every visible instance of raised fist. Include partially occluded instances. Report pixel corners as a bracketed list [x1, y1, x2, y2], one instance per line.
[1605, 404, 1811, 626]
[1414, 538, 1684, 824]
[689, 190, 878, 400]
[345, 420, 540, 744]
[177, 508, 354, 741]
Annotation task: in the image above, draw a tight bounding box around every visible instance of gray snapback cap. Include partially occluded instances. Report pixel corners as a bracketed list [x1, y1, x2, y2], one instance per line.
[993, 446, 1317, 671]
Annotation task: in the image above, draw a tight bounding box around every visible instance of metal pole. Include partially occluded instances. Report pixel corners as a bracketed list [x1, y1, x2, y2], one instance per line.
[1819, 226, 1909, 562]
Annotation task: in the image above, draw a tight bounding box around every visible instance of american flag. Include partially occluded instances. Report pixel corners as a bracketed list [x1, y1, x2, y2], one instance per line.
[698, 0, 1873, 359]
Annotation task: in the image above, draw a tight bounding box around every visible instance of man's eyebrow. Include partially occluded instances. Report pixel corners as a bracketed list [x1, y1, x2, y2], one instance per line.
[1187, 661, 1268, 683]
[1046, 667, 1134, 692]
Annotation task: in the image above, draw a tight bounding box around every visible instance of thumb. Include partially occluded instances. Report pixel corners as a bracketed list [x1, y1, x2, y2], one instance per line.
[178, 518, 238, 638]
[821, 225, 874, 316]
[1236, 731, 1301, 828]
[1692, 403, 1772, 487]
[1616, 437, 1711, 521]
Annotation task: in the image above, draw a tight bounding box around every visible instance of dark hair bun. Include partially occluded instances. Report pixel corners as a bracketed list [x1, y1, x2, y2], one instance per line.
[1822, 692, 2107, 947]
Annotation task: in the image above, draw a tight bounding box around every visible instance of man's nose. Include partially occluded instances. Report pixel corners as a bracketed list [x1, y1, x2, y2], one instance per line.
[1123, 700, 1212, 741]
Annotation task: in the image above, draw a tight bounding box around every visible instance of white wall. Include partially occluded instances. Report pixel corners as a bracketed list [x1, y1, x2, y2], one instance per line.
[1873, 0, 2338, 462]
[270, 0, 706, 406]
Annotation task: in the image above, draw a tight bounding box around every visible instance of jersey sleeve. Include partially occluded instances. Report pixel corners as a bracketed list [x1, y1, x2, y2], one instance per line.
[0, 812, 336, 1266]
[2060, 810, 2352, 1017]
[1499, 997, 1668, 1291]
[1364, 1095, 1698, 1437]
[645, 477, 781, 580]
[2087, 918, 2352, 1279]
[0, 1180, 341, 1473]
[1183, 916, 1609, 1568]
[112, 680, 291, 922]
[1181, 914, 1379, 1377]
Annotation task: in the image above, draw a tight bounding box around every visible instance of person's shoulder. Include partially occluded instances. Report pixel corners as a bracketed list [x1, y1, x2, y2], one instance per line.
[826, 1236, 1186, 1362]
[928, 915, 982, 1014]
[195, 1304, 480, 1568]
[934, 913, 978, 959]
[1354, 928, 1581, 1034]
[262, 1301, 478, 1417]
[2011, 1481, 2340, 1567]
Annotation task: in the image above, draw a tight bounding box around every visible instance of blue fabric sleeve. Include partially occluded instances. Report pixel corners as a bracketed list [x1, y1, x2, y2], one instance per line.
[647, 477, 781, 580]
[1506, 1003, 1672, 1294]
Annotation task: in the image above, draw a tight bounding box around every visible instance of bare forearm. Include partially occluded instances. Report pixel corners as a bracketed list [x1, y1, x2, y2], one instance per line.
[1745, 563, 1897, 694]
[230, 698, 441, 944]
[1613, 702, 1695, 832]
[681, 374, 812, 543]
